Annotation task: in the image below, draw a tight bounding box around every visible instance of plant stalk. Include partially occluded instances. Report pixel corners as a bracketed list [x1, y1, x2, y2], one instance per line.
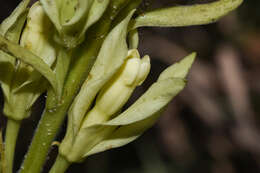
[5, 119, 21, 173]
[19, 39, 105, 173]
[49, 155, 71, 173]
[20, 1, 141, 172]
[20, 7, 120, 173]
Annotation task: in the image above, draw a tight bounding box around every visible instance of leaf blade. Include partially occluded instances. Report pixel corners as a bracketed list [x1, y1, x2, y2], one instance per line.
[132, 0, 243, 29]
[0, 0, 30, 35]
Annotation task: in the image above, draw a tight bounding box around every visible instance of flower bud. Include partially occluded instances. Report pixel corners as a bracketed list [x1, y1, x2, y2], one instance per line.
[3, 2, 57, 120]
[83, 49, 150, 127]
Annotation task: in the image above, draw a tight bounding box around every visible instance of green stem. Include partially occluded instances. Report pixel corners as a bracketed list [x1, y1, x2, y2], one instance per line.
[19, 1, 140, 172]
[5, 119, 21, 173]
[19, 1, 131, 172]
[49, 155, 71, 173]
[0, 128, 5, 173]
[19, 39, 104, 173]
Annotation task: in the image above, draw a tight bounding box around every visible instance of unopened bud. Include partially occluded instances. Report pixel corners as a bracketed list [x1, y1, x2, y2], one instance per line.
[83, 49, 150, 127]
[3, 2, 57, 120]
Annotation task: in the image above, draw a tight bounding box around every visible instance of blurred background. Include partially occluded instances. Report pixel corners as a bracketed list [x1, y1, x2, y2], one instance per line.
[1, 0, 260, 173]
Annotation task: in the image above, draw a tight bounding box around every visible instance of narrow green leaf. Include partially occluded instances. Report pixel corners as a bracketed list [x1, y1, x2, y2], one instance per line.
[86, 112, 160, 156]
[132, 0, 243, 29]
[0, 35, 58, 95]
[64, 125, 115, 162]
[3, 11, 28, 44]
[158, 52, 196, 80]
[0, 0, 30, 35]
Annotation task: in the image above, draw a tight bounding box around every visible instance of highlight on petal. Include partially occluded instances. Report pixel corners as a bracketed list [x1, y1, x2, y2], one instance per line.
[132, 0, 243, 29]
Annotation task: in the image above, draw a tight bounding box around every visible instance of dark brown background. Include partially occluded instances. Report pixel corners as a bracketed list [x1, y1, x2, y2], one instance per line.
[1, 0, 260, 173]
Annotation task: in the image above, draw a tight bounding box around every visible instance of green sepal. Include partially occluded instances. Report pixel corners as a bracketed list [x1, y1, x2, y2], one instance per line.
[132, 0, 243, 29]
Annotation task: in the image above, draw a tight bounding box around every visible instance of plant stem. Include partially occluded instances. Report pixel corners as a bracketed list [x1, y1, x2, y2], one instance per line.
[5, 119, 21, 173]
[20, 1, 137, 173]
[19, 40, 105, 173]
[0, 128, 5, 173]
[49, 155, 71, 173]
[20, 13, 111, 173]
